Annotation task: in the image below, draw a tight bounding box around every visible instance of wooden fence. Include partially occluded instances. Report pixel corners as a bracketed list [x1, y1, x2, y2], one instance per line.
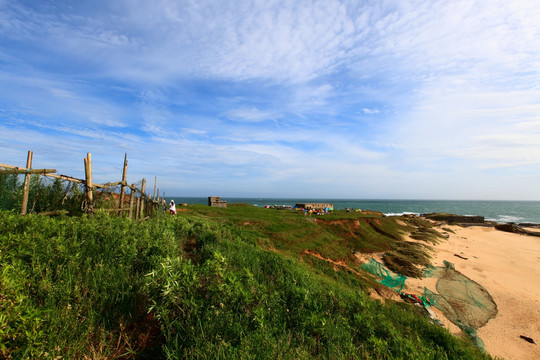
[0, 150, 163, 219]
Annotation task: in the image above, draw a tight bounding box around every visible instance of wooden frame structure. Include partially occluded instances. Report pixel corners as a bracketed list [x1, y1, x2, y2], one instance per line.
[0, 150, 162, 219]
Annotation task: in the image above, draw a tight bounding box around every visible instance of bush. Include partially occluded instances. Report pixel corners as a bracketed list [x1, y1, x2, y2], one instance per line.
[0, 174, 87, 215]
[0, 211, 491, 359]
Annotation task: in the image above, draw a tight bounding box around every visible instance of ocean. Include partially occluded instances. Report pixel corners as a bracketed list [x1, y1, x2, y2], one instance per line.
[168, 197, 540, 224]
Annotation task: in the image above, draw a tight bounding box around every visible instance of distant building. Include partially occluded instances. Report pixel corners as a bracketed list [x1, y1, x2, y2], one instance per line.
[295, 203, 334, 211]
[208, 196, 227, 208]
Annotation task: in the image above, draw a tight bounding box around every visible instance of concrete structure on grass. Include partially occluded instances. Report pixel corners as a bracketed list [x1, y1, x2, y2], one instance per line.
[295, 203, 334, 211]
[208, 196, 227, 208]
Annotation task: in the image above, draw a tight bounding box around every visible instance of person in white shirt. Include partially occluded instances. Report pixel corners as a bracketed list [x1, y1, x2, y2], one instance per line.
[169, 200, 177, 215]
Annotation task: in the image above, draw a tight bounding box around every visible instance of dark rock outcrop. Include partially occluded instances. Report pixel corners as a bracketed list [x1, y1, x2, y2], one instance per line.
[495, 223, 540, 237]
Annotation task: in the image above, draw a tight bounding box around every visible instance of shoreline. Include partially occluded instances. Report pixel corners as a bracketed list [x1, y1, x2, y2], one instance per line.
[169, 198, 540, 225]
[405, 222, 540, 360]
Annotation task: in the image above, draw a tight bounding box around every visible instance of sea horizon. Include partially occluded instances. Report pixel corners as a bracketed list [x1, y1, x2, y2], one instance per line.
[167, 197, 540, 225]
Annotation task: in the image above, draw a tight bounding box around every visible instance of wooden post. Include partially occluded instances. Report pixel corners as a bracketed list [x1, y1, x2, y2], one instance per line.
[135, 196, 140, 220]
[129, 184, 135, 219]
[0, 168, 56, 175]
[84, 153, 94, 215]
[119, 153, 128, 215]
[140, 178, 146, 219]
[153, 176, 157, 201]
[20, 150, 33, 215]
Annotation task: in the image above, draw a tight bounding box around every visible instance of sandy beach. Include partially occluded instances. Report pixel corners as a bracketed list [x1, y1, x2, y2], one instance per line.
[404, 224, 540, 360]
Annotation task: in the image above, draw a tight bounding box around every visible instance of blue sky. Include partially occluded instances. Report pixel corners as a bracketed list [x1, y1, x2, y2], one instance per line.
[1, 0, 539, 200]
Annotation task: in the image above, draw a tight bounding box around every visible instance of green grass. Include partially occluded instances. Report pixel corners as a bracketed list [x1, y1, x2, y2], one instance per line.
[401, 216, 446, 245]
[0, 208, 490, 359]
[180, 204, 436, 279]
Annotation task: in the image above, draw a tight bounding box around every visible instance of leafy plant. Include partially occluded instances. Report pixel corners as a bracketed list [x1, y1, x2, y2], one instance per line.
[0, 210, 491, 359]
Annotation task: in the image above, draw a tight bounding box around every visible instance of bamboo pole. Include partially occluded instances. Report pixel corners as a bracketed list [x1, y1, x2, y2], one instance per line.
[129, 184, 135, 219]
[140, 178, 146, 219]
[43, 171, 106, 189]
[100, 208, 132, 212]
[153, 176, 157, 201]
[0, 163, 19, 169]
[44, 173, 83, 183]
[0, 168, 56, 175]
[119, 153, 128, 214]
[84, 153, 94, 215]
[0, 164, 55, 177]
[135, 196, 140, 220]
[46, 173, 106, 189]
[21, 151, 33, 215]
[99, 181, 126, 188]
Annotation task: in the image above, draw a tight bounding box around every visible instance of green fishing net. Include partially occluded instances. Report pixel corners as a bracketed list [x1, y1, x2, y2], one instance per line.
[362, 258, 407, 293]
[423, 261, 498, 350]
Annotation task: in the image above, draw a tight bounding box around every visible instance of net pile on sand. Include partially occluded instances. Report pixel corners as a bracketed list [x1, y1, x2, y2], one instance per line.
[423, 261, 498, 349]
[362, 257, 498, 350]
[362, 258, 407, 293]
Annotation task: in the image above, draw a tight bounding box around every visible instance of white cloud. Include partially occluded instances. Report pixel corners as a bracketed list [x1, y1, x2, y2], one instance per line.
[224, 107, 278, 123]
[0, 0, 365, 84]
[388, 84, 540, 172]
[362, 108, 379, 114]
[2, 0, 540, 199]
[0, 70, 130, 128]
[290, 84, 335, 111]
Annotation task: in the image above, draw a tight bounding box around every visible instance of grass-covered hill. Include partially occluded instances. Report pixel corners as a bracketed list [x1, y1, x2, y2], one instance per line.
[0, 205, 490, 359]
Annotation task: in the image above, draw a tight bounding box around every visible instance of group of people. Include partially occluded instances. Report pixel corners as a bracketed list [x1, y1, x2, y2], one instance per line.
[163, 199, 177, 215]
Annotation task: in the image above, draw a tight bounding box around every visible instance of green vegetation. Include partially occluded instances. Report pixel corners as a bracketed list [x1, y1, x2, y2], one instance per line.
[0, 174, 20, 211]
[422, 213, 454, 221]
[442, 227, 456, 234]
[177, 205, 437, 279]
[0, 205, 490, 359]
[0, 174, 86, 215]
